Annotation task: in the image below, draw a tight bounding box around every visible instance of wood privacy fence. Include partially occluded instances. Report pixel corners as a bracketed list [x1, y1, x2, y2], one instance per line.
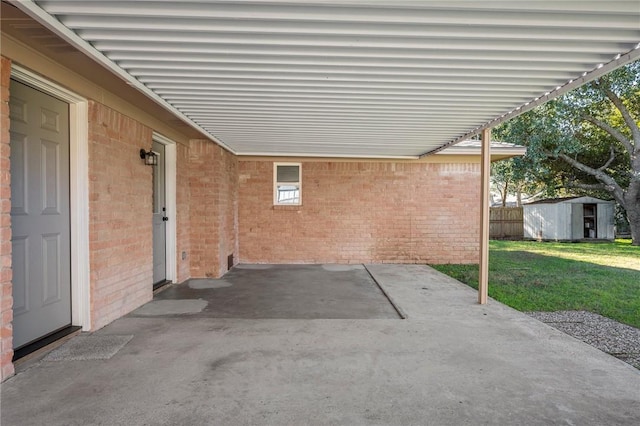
[490, 207, 523, 240]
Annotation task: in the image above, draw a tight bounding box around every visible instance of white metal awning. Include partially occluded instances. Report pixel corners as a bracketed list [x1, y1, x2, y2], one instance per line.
[12, 0, 640, 158]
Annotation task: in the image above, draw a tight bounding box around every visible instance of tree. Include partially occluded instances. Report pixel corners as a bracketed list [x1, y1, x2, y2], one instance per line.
[490, 156, 552, 207]
[495, 59, 640, 245]
[491, 160, 516, 206]
[491, 158, 526, 206]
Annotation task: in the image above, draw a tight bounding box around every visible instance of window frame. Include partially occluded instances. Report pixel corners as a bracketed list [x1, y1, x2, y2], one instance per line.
[273, 162, 302, 206]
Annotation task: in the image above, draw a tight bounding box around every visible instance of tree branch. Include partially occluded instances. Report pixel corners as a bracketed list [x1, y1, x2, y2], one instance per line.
[564, 180, 628, 209]
[582, 114, 634, 156]
[556, 152, 617, 187]
[549, 150, 626, 206]
[598, 80, 640, 152]
[565, 181, 605, 191]
[597, 146, 616, 171]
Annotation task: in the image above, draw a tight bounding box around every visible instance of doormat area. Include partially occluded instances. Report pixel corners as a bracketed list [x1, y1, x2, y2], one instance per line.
[43, 335, 134, 361]
[188, 279, 233, 290]
[132, 299, 208, 316]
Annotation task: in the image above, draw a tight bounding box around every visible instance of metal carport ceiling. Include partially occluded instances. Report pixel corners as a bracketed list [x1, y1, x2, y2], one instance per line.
[15, 0, 640, 158]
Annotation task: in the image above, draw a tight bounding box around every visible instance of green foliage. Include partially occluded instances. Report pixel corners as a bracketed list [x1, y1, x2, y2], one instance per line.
[491, 156, 549, 202]
[493, 59, 640, 200]
[432, 240, 640, 328]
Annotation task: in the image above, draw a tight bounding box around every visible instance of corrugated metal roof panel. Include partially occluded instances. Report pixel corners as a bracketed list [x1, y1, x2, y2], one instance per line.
[15, 0, 640, 157]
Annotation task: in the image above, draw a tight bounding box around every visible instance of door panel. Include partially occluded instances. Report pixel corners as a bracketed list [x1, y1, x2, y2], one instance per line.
[11, 237, 28, 316]
[597, 203, 614, 239]
[41, 139, 61, 214]
[152, 141, 167, 284]
[10, 80, 71, 349]
[9, 132, 27, 215]
[571, 204, 583, 240]
[42, 233, 62, 304]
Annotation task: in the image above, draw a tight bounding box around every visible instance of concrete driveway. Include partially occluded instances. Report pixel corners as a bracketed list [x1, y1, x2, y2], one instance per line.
[2, 265, 639, 425]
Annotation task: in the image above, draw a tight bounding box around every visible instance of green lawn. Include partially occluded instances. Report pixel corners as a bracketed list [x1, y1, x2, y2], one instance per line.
[431, 240, 640, 328]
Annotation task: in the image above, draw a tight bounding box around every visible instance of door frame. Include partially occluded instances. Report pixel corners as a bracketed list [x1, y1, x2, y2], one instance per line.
[152, 132, 177, 283]
[11, 65, 91, 331]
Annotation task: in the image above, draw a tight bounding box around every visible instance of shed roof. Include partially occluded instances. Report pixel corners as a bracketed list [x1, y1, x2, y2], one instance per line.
[438, 140, 526, 157]
[525, 196, 615, 205]
[10, 0, 640, 158]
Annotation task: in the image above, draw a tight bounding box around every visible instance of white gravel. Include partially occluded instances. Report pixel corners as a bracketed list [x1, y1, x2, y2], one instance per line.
[526, 310, 640, 370]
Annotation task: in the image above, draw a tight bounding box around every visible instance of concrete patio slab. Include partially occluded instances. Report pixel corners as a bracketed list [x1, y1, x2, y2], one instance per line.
[2, 265, 639, 425]
[144, 264, 400, 319]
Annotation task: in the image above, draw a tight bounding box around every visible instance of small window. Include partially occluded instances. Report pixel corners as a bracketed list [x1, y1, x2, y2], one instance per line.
[274, 163, 301, 205]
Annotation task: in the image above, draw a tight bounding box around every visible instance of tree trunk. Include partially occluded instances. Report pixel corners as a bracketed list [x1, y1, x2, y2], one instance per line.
[501, 181, 509, 207]
[626, 205, 640, 246]
[624, 182, 640, 246]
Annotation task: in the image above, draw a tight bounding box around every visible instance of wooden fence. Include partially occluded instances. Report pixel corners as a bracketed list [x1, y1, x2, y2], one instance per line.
[490, 207, 523, 240]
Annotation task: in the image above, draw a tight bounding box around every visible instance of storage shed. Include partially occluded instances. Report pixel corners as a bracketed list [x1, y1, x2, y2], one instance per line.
[523, 197, 615, 241]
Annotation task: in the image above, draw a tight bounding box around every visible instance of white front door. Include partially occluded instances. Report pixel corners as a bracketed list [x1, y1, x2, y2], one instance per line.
[10, 79, 72, 349]
[152, 140, 167, 284]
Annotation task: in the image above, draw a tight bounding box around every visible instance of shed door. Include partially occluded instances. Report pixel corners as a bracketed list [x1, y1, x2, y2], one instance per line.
[570, 204, 583, 240]
[10, 80, 71, 349]
[597, 203, 614, 239]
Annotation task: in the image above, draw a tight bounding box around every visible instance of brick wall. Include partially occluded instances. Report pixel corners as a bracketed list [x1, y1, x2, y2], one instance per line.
[238, 160, 480, 264]
[176, 143, 191, 283]
[88, 101, 154, 330]
[189, 140, 238, 278]
[221, 146, 239, 271]
[0, 56, 14, 380]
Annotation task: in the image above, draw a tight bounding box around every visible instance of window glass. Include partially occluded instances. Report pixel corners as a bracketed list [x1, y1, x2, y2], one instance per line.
[277, 165, 300, 182]
[277, 185, 300, 204]
[274, 163, 301, 205]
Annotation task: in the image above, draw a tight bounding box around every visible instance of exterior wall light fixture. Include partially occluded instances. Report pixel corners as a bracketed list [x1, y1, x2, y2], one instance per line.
[139, 148, 158, 166]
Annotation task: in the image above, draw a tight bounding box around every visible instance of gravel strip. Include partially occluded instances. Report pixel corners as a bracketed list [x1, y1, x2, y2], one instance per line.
[526, 310, 640, 369]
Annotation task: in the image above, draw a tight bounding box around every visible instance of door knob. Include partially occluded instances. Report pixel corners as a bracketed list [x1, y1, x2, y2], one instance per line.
[162, 217, 168, 222]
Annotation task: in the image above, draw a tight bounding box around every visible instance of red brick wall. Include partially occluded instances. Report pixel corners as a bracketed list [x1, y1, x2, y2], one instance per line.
[176, 143, 191, 283]
[88, 101, 154, 330]
[221, 146, 239, 270]
[0, 56, 14, 380]
[238, 160, 480, 264]
[189, 140, 238, 278]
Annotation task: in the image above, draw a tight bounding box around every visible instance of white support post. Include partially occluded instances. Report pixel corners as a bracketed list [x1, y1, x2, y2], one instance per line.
[479, 128, 491, 304]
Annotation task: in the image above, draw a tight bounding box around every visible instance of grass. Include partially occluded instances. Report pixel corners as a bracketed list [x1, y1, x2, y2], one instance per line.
[431, 240, 640, 329]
